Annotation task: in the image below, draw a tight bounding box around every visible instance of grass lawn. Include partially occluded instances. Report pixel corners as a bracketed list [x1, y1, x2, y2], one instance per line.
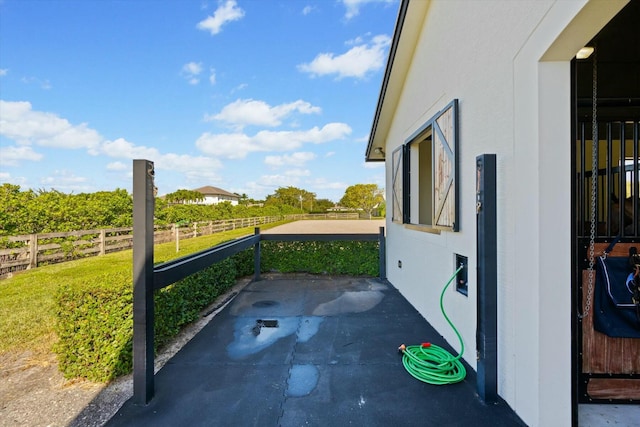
[0, 221, 288, 359]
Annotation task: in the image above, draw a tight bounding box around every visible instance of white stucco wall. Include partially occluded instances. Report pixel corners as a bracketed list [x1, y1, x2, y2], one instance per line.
[381, 1, 627, 426]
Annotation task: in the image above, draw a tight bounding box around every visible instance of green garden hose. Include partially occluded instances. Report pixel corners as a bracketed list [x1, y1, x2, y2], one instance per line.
[398, 265, 467, 385]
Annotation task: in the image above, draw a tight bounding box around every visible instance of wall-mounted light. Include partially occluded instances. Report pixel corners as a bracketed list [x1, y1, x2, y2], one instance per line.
[374, 147, 385, 156]
[576, 46, 594, 59]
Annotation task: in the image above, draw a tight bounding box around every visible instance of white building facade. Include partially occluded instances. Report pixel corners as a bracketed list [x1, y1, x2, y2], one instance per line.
[366, 1, 637, 426]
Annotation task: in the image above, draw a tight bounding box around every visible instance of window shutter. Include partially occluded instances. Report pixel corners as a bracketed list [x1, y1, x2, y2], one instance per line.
[432, 100, 459, 231]
[391, 146, 404, 223]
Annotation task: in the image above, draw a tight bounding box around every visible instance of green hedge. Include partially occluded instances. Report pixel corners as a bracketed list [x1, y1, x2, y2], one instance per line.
[54, 270, 134, 381]
[54, 258, 237, 382]
[54, 241, 378, 382]
[261, 241, 379, 276]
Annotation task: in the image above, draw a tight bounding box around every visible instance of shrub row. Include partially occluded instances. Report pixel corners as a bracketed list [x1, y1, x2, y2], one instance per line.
[54, 241, 378, 382]
[54, 258, 239, 382]
[261, 241, 379, 276]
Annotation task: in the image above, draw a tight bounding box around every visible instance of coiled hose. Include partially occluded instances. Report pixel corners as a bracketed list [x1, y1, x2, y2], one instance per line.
[398, 266, 466, 385]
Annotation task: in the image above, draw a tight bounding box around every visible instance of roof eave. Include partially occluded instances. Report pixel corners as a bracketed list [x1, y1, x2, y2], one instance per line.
[365, 0, 430, 162]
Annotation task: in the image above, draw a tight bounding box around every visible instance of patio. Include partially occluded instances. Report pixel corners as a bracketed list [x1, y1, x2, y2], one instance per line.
[103, 273, 524, 426]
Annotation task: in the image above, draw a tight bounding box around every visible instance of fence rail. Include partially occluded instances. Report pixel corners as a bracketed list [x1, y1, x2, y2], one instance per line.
[0, 213, 360, 279]
[135, 225, 386, 403]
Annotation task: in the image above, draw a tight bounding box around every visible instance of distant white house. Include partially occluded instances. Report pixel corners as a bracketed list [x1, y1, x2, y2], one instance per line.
[191, 186, 239, 206]
[366, 1, 639, 426]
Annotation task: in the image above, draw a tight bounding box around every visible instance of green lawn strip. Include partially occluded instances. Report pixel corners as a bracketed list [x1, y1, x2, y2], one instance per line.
[0, 221, 289, 356]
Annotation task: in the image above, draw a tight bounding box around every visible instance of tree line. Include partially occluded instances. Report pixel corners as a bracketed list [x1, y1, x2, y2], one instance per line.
[0, 183, 384, 236]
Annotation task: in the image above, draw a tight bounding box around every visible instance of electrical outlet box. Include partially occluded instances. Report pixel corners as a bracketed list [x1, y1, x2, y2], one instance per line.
[455, 254, 468, 296]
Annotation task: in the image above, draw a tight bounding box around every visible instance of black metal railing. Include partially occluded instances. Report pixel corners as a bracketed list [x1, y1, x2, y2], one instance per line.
[132, 160, 386, 403]
[135, 226, 385, 404]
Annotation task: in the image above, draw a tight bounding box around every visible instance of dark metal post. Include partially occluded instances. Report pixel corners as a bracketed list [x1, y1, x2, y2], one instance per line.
[476, 154, 497, 403]
[133, 159, 155, 404]
[254, 227, 261, 281]
[378, 226, 386, 279]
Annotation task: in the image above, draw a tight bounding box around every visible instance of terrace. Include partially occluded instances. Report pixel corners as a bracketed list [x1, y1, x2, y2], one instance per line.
[103, 271, 524, 426]
[87, 161, 524, 426]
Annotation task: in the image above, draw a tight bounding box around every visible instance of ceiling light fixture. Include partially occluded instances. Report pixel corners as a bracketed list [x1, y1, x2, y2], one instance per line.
[576, 46, 594, 59]
[374, 147, 385, 156]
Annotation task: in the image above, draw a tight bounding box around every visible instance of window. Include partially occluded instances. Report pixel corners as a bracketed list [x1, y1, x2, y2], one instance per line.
[403, 99, 459, 232]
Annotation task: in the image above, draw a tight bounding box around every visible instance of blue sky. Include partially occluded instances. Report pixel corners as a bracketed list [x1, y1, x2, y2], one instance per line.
[0, 0, 397, 202]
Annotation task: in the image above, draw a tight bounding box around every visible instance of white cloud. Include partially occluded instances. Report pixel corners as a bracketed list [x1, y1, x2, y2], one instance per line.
[0, 100, 102, 150]
[196, 0, 245, 35]
[0, 171, 28, 186]
[0, 101, 224, 186]
[0, 69, 8, 76]
[20, 76, 52, 90]
[232, 83, 248, 93]
[182, 62, 203, 85]
[207, 99, 321, 129]
[100, 141, 225, 185]
[106, 161, 127, 171]
[209, 68, 216, 85]
[156, 153, 223, 177]
[99, 138, 223, 176]
[298, 34, 391, 79]
[309, 177, 348, 190]
[341, 0, 396, 20]
[363, 161, 384, 169]
[284, 168, 311, 177]
[264, 151, 316, 168]
[325, 151, 336, 157]
[355, 133, 369, 142]
[196, 122, 352, 159]
[256, 174, 301, 188]
[39, 170, 91, 192]
[302, 5, 316, 15]
[101, 138, 160, 159]
[0, 145, 43, 166]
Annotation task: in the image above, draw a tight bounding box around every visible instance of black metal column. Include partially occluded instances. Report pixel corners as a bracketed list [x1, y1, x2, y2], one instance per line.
[254, 227, 261, 281]
[379, 226, 386, 279]
[133, 159, 155, 404]
[476, 154, 498, 403]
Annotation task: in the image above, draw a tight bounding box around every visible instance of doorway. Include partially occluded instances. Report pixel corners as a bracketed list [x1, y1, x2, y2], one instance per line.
[572, 0, 640, 408]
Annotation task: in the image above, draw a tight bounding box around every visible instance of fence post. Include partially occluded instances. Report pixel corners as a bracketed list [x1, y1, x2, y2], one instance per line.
[193, 222, 197, 238]
[378, 227, 386, 279]
[28, 234, 37, 269]
[254, 227, 261, 281]
[99, 230, 106, 256]
[132, 159, 155, 405]
[174, 224, 179, 253]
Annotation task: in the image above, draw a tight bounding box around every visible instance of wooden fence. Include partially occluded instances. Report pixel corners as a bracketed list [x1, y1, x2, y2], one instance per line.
[0, 213, 359, 279]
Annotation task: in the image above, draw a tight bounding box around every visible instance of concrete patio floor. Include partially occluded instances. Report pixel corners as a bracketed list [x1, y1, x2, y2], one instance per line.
[104, 274, 524, 427]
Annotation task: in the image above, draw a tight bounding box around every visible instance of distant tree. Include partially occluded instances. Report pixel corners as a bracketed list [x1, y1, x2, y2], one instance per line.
[265, 186, 315, 212]
[340, 184, 384, 219]
[235, 193, 249, 205]
[165, 189, 204, 205]
[313, 198, 335, 213]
